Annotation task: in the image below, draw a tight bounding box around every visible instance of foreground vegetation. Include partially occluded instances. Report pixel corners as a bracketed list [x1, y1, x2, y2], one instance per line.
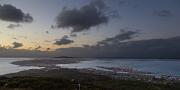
[0, 76, 180, 90]
[1, 67, 179, 90]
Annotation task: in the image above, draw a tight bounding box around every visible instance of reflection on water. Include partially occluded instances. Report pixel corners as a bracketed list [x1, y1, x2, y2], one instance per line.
[1, 58, 180, 76]
[0, 58, 43, 75]
[57, 59, 180, 76]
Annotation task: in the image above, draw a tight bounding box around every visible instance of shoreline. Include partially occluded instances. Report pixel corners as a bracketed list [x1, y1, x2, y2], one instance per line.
[11, 58, 85, 67]
[0, 58, 180, 89]
[9, 59, 180, 82]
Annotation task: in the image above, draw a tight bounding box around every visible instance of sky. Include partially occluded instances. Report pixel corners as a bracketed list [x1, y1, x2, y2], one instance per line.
[0, 0, 180, 58]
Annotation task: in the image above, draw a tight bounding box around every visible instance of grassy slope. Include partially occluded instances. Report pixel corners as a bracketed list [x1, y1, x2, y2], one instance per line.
[1, 68, 180, 90]
[0, 76, 180, 90]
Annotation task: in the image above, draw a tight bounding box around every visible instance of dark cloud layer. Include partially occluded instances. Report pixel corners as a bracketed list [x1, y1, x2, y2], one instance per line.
[54, 36, 180, 58]
[55, 0, 108, 33]
[70, 34, 77, 37]
[97, 30, 139, 46]
[54, 35, 74, 45]
[0, 4, 33, 23]
[12, 42, 23, 48]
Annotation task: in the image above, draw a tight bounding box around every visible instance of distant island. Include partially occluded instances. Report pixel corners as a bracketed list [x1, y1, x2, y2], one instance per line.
[54, 56, 75, 58]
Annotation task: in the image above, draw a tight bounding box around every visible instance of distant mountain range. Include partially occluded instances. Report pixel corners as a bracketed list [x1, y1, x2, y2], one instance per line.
[0, 36, 180, 59]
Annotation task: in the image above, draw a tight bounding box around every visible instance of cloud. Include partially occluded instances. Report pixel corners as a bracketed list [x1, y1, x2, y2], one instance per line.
[12, 37, 17, 40]
[54, 36, 180, 58]
[55, 0, 108, 33]
[50, 25, 55, 29]
[34, 46, 41, 50]
[70, 34, 77, 37]
[12, 42, 23, 48]
[45, 31, 49, 34]
[97, 29, 139, 46]
[154, 10, 172, 17]
[12, 35, 27, 39]
[0, 4, 33, 23]
[44, 40, 51, 43]
[46, 48, 50, 51]
[0, 36, 180, 58]
[118, 0, 126, 5]
[7, 23, 21, 29]
[0, 46, 51, 57]
[54, 35, 74, 45]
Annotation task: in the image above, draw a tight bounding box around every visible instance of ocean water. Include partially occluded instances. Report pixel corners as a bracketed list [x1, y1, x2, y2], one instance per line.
[0, 58, 43, 75]
[0, 58, 180, 76]
[58, 59, 180, 76]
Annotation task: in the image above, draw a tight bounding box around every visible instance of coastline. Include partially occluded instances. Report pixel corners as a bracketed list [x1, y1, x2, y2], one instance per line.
[0, 58, 180, 90]
[11, 58, 85, 67]
[9, 58, 180, 82]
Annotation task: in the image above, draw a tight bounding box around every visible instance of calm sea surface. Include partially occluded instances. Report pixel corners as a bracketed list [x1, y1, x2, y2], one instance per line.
[58, 58, 180, 76]
[0, 58, 180, 76]
[0, 58, 42, 75]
